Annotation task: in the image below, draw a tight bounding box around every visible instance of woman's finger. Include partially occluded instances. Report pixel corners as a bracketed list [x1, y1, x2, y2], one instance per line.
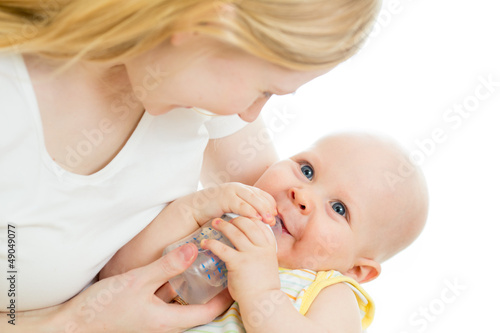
[153, 289, 234, 329]
[136, 243, 198, 292]
[155, 282, 178, 303]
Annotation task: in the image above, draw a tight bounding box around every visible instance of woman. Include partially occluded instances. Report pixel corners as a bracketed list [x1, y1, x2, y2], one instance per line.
[0, 1, 380, 331]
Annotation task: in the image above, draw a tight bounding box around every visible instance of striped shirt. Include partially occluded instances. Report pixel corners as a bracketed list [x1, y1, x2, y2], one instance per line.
[186, 268, 374, 332]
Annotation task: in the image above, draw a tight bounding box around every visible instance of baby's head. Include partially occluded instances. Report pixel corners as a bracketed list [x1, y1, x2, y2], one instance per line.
[254, 132, 428, 283]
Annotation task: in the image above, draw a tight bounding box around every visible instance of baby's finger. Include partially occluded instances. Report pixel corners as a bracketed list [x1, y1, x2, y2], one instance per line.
[225, 198, 262, 221]
[233, 186, 277, 223]
[201, 236, 238, 264]
[230, 216, 274, 248]
[247, 187, 278, 224]
[212, 218, 255, 251]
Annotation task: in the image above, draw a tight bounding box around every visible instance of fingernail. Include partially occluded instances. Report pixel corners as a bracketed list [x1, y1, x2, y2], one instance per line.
[179, 244, 195, 262]
[213, 218, 222, 226]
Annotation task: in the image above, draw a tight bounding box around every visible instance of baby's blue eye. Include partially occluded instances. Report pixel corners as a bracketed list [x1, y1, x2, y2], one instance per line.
[300, 164, 314, 181]
[331, 202, 347, 217]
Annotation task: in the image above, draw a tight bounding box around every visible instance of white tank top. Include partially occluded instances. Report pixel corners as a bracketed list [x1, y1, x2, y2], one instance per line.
[0, 53, 247, 310]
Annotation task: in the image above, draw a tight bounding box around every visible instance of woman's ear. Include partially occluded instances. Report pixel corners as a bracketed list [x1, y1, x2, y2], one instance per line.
[344, 258, 381, 284]
[170, 31, 198, 46]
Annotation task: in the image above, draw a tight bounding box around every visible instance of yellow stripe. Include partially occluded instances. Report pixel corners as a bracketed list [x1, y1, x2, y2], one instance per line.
[212, 313, 241, 323]
[212, 306, 241, 323]
[298, 273, 375, 330]
[296, 268, 317, 276]
[279, 267, 316, 277]
[279, 271, 315, 282]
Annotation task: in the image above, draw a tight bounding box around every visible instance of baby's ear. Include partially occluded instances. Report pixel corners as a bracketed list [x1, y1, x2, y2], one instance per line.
[344, 258, 381, 284]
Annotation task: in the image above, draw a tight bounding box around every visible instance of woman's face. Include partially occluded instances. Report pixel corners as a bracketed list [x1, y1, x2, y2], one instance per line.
[124, 33, 329, 122]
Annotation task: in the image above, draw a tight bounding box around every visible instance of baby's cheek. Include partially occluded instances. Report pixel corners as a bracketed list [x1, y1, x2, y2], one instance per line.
[254, 174, 279, 192]
[307, 234, 350, 268]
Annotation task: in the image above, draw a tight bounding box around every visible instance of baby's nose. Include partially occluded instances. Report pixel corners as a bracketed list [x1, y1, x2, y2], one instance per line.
[289, 188, 312, 215]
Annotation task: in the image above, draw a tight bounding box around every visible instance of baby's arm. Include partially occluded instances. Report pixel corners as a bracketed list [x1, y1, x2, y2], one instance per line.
[202, 217, 362, 333]
[100, 183, 276, 279]
[239, 283, 362, 333]
[302, 283, 363, 332]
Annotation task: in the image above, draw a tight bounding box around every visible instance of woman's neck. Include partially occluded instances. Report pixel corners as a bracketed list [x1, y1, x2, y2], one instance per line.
[23, 53, 145, 175]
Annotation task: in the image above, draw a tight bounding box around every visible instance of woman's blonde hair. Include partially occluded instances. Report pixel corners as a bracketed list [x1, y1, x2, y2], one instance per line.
[0, 0, 380, 70]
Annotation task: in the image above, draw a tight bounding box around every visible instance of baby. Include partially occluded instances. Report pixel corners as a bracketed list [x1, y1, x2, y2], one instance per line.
[101, 132, 428, 332]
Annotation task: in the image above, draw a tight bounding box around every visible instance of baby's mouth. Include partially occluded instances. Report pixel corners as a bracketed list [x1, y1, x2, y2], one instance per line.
[277, 214, 291, 235]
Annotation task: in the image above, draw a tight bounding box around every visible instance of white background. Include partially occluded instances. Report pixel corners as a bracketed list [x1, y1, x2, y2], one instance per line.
[262, 0, 499, 332]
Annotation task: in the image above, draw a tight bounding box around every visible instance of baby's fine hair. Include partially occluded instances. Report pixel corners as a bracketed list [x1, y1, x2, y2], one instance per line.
[0, 0, 380, 70]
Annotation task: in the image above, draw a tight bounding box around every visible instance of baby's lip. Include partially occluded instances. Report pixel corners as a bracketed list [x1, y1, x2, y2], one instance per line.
[277, 212, 291, 236]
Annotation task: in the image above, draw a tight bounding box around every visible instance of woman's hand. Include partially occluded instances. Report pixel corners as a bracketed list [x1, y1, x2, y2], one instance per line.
[200, 216, 281, 304]
[5, 244, 232, 333]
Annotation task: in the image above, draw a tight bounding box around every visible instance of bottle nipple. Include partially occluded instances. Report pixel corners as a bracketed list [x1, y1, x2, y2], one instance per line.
[270, 216, 282, 239]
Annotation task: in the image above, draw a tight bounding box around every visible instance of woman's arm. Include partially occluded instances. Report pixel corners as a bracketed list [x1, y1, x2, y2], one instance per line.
[201, 117, 279, 187]
[0, 245, 231, 333]
[99, 198, 200, 279]
[100, 183, 276, 279]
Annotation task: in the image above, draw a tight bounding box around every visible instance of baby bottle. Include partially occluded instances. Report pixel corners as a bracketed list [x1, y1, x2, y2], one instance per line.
[163, 214, 282, 304]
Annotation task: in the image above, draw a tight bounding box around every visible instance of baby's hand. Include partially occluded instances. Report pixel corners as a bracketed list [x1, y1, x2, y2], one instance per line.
[201, 216, 281, 303]
[177, 182, 277, 226]
[214, 183, 277, 223]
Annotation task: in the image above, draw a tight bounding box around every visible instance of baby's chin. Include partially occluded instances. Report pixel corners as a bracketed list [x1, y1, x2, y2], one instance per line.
[275, 243, 301, 270]
[276, 246, 336, 272]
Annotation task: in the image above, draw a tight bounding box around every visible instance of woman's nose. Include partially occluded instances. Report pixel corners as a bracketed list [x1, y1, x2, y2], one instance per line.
[238, 98, 268, 122]
[288, 188, 312, 214]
